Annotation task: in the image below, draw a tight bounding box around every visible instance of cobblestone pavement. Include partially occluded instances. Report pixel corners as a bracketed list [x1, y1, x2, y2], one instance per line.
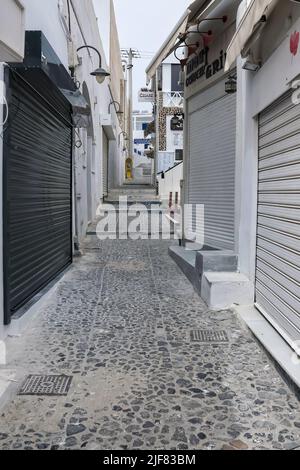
[0, 233, 300, 450]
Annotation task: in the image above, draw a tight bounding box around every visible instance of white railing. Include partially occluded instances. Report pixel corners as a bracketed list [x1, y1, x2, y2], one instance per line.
[163, 91, 184, 108]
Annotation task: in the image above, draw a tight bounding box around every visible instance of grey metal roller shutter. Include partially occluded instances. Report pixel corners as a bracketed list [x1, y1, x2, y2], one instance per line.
[3, 69, 72, 324]
[102, 131, 108, 197]
[187, 80, 236, 250]
[256, 89, 300, 349]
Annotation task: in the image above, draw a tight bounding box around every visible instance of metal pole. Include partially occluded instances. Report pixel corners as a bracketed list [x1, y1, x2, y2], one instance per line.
[128, 49, 133, 160]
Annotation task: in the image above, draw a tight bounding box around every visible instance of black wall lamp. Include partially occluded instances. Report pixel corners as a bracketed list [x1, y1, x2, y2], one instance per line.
[118, 131, 128, 145]
[197, 16, 228, 31]
[77, 45, 110, 84]
[108, 100, 123, 115]
[171, 112, 185, 131]
[225, 75, 237, 94]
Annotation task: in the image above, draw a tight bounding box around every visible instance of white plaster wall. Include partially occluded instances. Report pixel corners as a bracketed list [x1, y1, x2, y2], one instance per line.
[23, 0, 69, 67]
[236, 1, 300, 300]
[166, 116, 183, 152]
[0, 0, 123, 336]
[0, 0, 25, 62]
[0, 64, 5, 339]
[92, 0, 110, 66]
[158, 163, 183, 206]
[69, 0, 123, 237]
[162, 63, 172, 92]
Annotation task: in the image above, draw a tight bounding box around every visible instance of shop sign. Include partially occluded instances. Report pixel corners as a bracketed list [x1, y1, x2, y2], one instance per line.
[185, 46, 226, 87]
[138, 89, 155, 102]
[134, 138, 151, 145]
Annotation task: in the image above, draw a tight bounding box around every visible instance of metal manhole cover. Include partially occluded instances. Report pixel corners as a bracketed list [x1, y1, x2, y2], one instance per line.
[190, 330, 229, 343]
[19, 375, 73, 396]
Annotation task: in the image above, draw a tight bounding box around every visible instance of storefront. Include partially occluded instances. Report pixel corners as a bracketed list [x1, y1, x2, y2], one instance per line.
[227, 0, 300, 364]
[2, 32, 89, 325]
[184, 23, 237, 251]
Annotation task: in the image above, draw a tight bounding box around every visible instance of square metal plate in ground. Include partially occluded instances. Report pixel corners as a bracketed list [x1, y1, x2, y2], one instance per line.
[18, 375, 73, 396]
[190, 330, 229, 343]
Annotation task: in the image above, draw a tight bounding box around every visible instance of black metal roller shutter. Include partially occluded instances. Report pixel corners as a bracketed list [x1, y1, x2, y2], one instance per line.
[3, 69, 73, 324]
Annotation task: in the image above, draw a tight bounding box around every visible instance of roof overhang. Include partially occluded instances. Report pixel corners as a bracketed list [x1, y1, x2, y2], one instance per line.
[11, 31, 91, 127]
[145, 1, 226, 83]
[146, 10, 190, 84]
[225, 0, 279, 71]
[101, 114, 117, 141]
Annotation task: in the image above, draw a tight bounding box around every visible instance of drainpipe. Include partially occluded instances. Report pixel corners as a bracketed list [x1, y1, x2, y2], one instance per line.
[73, 130, 81, 255]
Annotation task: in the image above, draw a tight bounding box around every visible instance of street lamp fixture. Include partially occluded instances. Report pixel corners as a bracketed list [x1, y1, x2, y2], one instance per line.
[225, 75, 237, 94]
[174, 45, 197, 68]
[171, 113, 184, 131]
[108, 100, 123, 115]
[77, 45, 110, 84]
[197, 16, 228, 27]
[118, 131, 129, 146]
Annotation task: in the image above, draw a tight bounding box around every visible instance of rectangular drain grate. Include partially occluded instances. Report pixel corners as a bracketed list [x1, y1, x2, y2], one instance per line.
[190, 330, 229, 343]
[19, 375, 73, 396]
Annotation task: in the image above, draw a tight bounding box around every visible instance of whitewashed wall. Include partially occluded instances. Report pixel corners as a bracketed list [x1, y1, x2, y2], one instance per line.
[0, 64, 5, 339]
[23, 0, 69, 67]
[236, 1, 300, 299]
[0, 0, 123, 337]
[158, 162, 183, 206]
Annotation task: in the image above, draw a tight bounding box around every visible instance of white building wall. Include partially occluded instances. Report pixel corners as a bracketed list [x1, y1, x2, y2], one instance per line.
[0, 64, 5, 340]
[162, 63, 172, 92]
[92, 0, 110, 66]
[0, 0, 123, 336]
[66, 0, 122, 237]
[158, 163, 183, 206]
[23, 0, 69, 67]
[236, 1, 300, 296]
[166, 115, 183, 152]
[0, 0, 25, 61]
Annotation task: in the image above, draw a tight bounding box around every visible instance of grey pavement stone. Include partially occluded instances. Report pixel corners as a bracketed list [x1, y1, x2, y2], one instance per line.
[0, 216, 299, 450]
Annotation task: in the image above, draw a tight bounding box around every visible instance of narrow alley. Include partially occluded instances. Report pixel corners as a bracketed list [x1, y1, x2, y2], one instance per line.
[0, 190, 300, 451]
[1, 0, 300, 456]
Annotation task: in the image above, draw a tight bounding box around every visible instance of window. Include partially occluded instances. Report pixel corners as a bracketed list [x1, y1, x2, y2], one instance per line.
[135, 122, 145, 131]
[171, 64, 183, 92]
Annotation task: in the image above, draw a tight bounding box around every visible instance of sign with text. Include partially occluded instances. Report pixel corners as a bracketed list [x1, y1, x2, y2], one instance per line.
[134, 138, 151, 145]
[186, 46, 226, 87]
[138, 90, 155, 102]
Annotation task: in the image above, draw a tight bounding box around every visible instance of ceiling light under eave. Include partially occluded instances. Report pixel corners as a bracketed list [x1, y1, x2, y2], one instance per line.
[242, 60, 261, 72]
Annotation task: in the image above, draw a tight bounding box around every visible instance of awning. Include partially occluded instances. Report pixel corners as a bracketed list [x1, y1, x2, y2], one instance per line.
[60, 89, 91, 128]
[146, 0, 219, 83]
[15, 31, 91, 128]
[225, 0, 278, 71]
[146, 11, 189, 83]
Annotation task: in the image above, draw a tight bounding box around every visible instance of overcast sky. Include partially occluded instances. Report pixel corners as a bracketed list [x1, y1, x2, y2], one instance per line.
[113, 0, 191, 110]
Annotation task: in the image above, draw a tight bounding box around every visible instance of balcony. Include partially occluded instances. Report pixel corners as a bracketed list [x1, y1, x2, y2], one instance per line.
[162, 91, 184, 108]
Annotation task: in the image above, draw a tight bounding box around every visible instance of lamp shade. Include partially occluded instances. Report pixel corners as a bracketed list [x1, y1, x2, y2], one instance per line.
[91, 67, 110, 84]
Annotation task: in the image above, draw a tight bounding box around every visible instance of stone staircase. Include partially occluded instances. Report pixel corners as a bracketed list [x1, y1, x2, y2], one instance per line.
[106, 185, 159, 205]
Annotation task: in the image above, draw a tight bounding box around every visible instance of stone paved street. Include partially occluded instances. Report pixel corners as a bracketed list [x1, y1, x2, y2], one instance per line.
[0, 231, 300, 450]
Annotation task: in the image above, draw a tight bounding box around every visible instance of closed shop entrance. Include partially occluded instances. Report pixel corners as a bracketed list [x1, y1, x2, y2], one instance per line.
[187, 78, 237, 250]
[3, 68, 73, 324]
[256, 90, 300, 350]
